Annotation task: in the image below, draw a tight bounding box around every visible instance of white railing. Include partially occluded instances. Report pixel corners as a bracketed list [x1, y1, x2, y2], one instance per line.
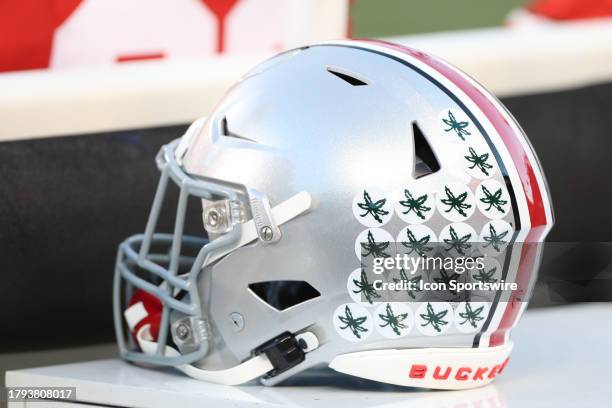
[1, 18, 611, 141]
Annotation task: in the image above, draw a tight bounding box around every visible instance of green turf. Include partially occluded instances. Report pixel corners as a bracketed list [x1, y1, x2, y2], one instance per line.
[352, 0, 530, 37]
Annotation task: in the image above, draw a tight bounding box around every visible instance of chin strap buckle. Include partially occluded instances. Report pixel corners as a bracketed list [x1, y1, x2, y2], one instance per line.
[253, 331, 319, 378]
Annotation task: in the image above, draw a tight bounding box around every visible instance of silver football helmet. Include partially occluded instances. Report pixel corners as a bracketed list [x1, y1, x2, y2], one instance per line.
[114, 40, 553, 389]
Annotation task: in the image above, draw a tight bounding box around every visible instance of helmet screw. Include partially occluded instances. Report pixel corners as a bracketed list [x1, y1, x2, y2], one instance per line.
[176, 322, 192, 341]
[205, 209, 221, 228]
[260, 226, 273, 241]
[229, 312, 245, 332]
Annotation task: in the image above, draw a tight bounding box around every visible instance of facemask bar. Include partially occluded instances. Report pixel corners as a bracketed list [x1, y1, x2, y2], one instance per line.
[113, 139, 243, 367]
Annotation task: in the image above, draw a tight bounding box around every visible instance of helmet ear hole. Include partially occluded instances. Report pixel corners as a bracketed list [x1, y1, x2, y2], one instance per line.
[248, 280, 320, 311]
[413, 121, 440, 178]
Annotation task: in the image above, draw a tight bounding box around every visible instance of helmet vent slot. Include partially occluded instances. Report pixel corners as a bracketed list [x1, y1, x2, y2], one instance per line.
[413, 121, 440, 178]
[221, 117, 256, 142]
[326, 67, 369, 86]
[248, 280, 320, 311]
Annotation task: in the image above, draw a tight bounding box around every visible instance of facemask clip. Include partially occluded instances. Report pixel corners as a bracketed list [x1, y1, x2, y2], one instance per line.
[202, 199, 244, 235]
[171, 316, 211, 356]
[247, 189, 282, 244]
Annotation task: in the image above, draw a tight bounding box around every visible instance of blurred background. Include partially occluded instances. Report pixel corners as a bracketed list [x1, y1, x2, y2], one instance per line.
[1, 0, 611, 387]
[355, 0, 526, 35]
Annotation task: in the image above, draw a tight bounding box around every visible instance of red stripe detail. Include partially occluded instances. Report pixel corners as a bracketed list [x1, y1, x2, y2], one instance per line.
[361, 40, 549, 346]
[116, 52, 165, 63]
[489, 240, 540, 346]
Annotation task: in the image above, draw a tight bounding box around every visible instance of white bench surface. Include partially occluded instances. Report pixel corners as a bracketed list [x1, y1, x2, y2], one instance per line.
[6, 303, 611, 407]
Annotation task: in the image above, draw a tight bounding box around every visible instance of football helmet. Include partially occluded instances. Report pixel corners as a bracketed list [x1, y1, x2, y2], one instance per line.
[113, 40, 553, 390]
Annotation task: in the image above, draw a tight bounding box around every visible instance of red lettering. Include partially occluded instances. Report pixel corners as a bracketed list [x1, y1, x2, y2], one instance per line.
[409, 358, 510, 382]
[488, 364, 501, 379]
[455, 367, 471, 381]
[433, 366, 452, 380]
[499, 357, 510, 374]
[473, 367, 489, 380]
[409, 364, 427, 379]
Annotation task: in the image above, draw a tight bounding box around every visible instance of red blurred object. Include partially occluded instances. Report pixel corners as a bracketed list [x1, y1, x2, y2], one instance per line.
[346, 0, 357, 38]
[128, 289, 163, 341]
[528, 0, 612, 20]
[0, 0, 348, 73]
[201, 0, 239, 53]
[0, 0, 82, 72]
[115, 52, 166, 63]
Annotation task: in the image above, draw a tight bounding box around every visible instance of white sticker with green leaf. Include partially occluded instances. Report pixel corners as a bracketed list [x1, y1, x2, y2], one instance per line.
[476, 179, 511, 219]
[347, 268, 382, 306]
[479, 220, 514, 256]
[333, 303, 373, 342]
[463, 144, 497, 179]
[396, 224, 437, 259]
[455, 301, 489, 333]
[352, 188, 393, 227]
[471, 257, 502, 298]
[439, 222, 477, 257]
[375, 302, 413, 338]
[436, 182, 476, 222]
[416, 302, 454, 336]
[390, 268, 426, 301]
[439, 108, 473, 143]
[355, 228, 395, 264]
[394, 186, 435, 224]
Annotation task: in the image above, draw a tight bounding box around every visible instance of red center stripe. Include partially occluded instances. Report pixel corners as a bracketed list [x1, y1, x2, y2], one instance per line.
[364, 40, 549, 346]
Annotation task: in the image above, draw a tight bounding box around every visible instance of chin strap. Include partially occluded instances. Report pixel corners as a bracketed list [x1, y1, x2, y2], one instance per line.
[135, 325, 319, 385]
[136, 325, 273, 385]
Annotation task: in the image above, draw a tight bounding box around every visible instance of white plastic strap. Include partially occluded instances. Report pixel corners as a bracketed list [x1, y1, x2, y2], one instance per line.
[136, 325, 274, 385]
[124, 301, 148, 331]
[207, 191, 312, 265]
